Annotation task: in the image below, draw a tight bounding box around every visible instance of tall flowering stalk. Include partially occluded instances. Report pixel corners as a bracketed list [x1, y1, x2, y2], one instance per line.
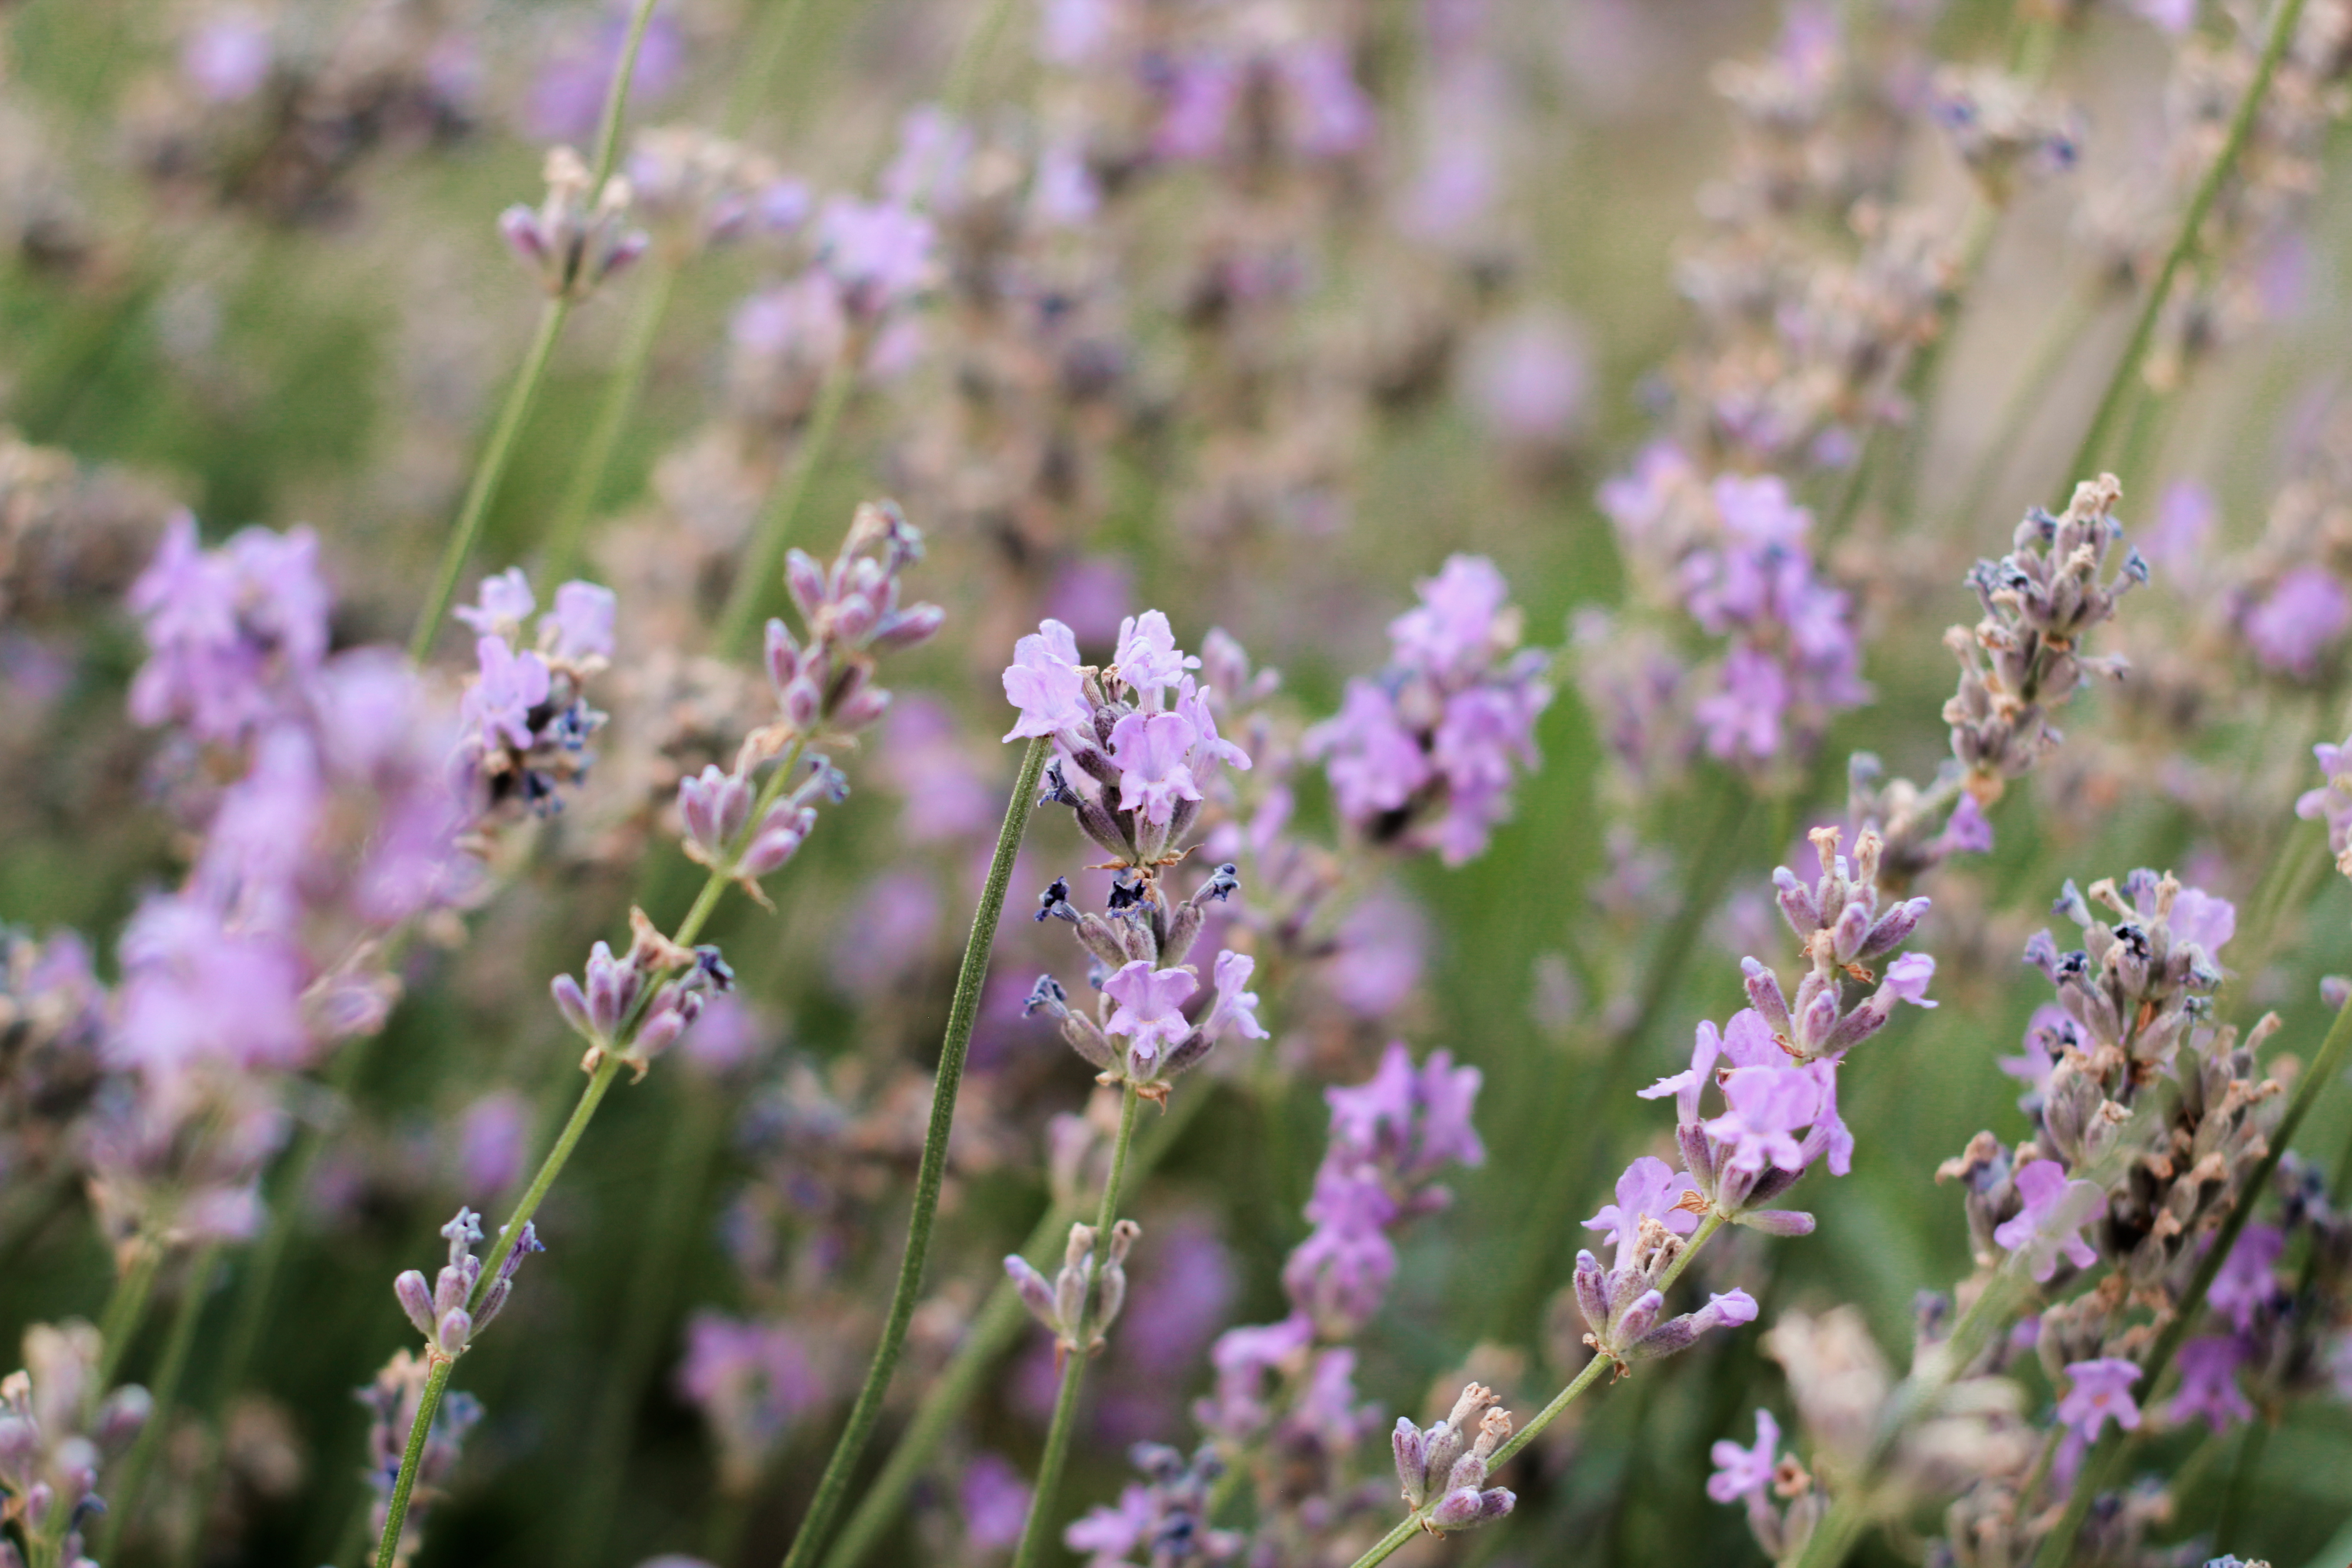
[367, 503, 941, 1566]
[405, 0, 663, 659]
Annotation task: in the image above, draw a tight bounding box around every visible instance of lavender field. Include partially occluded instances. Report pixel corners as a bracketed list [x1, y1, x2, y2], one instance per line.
[3, 0, 2352, 1564]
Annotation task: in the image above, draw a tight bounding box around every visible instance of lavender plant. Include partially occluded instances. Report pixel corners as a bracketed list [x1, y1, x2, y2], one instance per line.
[8, 2, 2352, 1567]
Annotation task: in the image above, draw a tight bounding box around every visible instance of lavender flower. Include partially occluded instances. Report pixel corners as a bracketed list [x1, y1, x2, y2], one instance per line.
[1007, 1218, 1141, 1359]
[392, 1206, 543, 1359]
[677, 1312, 822, 1495]
[0, 1322, 152, 1568]
[2167, 1336, 2255, 1433]
[1306, 556, 1551, 864]
[126, 511, 330, 744]
[1989, 1159, 2104, 1283]
[498, 145, 649, 299]
[1390, 1383, 1517, 1531]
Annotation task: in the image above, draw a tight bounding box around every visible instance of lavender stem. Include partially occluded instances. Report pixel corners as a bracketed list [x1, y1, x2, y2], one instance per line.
[1007, 1080, 1144, 1568]
[777, 734, 1052, 1568]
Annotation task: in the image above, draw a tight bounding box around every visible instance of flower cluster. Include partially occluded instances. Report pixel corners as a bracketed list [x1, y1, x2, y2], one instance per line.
[1390, 1382, 1517, 1533]
[0, 1322, 151, 1568]
[1590, 454, 1866, 780]
[390, 1206, 545, 1362]
[1008, 1218, 1142, 1362]
[497, 145, 649, 298]
[1305, 556, 1552, 863]
[358, 1349, 484, 1568]
[1063, 1442, 1240, 1568]
[1945, 476, 2146, 800]
[551, 908, 736, 1081]
[453, 567, 617, 823]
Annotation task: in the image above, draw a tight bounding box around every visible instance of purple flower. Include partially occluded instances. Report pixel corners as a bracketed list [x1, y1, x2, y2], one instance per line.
[1882, 952, 1936, 1007]
[455, 567, 534, 635]
[1999, 1005, 2075, 1112]
[543, 581, 617, 661]
[2295, 735, 2352, 861]
[816, 198, 937, 317]
[525, 4, 684, 141]
[1323, 890, 1427, 1018]
[2056, 1357, 2142, 1443]
[677, 1312, 821, 1486]
[2167, 1336, 2254, 1433]
[1392, 556, 1511, 676]
[461, 637, 552, 752]
[1283, 1171, 1400, 1333]
[1697, 643, 1790, 762]
[1278, 39, 1375, 157]
[1101, 961, 1199, 1073]
[113, 894, 312, 1074]
[182, 13, 273, 102]
[1203, 950, 1267, 1042]
[1107, 711, 1204, 826]
[1155, 55, 1241, 161]
[1065, 1483, 1156, 1565]
[961, 1452, 1032, 1551]
[1312, 682, 1432, 818]
[1325, 1041, 1485, 1176]
[2170, 888, 2237, 956]
[2207, 1223, 2284, 1332]
[1934, 793, 1995, 857]
[1704, 1067, 1822, 1174]
[1464, 310, 1589, 447]
[127, 514, 331, 744]
[2141, 480, 2214, 576]
[1712, 474, 1810, 546]
[1585, 1155, 1700, 1269]
[1707, 1409, 1781, 1504]
[2243, 566, 2349, 677]
[1991, 1159, 2104, 1282]
[455, 1091, 529, 1196]
[1111, 610, 1198, 696]
[1001, 619, 1089, 743]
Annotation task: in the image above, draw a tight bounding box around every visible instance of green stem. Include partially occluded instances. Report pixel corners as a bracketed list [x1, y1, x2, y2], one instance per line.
[96, 1242, 220, 1560]
[2059, 0, 2309, 490]
[819, 1088, 1213, 1568]
[2027, 988, 2352, 1568]
[721, 0, 819, 135]
[777, 735, 1052, 1568]
[540, 254, 680, 586]
[586, 0, 663, 191]
[370, 1353, 456, 1568]
[940, 0, 1020, 115]
[1008, 1084, 1144, 1568]
[713, 360, 857, 657]
[407, 297, 573, 661]
[95, 1239, 163, 1389]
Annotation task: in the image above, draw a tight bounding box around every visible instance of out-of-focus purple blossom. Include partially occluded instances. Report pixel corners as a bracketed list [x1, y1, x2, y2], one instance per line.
[113, 894, 311, 1075]
[1308, 556, 1549, 863]
[455, 1090, 529, 1198]
[182, 12, 275, 103]
[1464, 309, 1590, 449]
[1992, 1159, 2103, 1282]
[499, 146, 650, 299]
[2295, 733, 2352, 869]
[679, 1312, 822, 1492]
[461, 637, 550, 753]
[1323, 889, 1428, 1018]
[525, 3, 686, 142]
[2168, 1336, 2254, 1432]
[1707, 1409, 1782, 1503]
[128, 513, 330, 745]
[2056, 1357, 2141, 1446]
[2141, 479, 2214, 578]
[961, 1451, 1032, 1552]
[1325, 1041, 1484, 1178]
[2241, 564, 2349, 677]
[816, 198, 937, 319]
[1998, 1005, 2078, 1115]
[543, 581, 617, 663]
[1043, 557, 1132, 647]
[879, 105, 974, 212]
[455, 567, 534, 636]
[877, 697, 997, 844]
[2207, 1223, 2284, 1333]
[831, 870, 941, 997]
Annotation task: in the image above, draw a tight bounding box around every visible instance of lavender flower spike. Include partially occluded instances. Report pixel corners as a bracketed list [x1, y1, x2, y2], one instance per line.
[1391, 1383, 1517, 1531]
